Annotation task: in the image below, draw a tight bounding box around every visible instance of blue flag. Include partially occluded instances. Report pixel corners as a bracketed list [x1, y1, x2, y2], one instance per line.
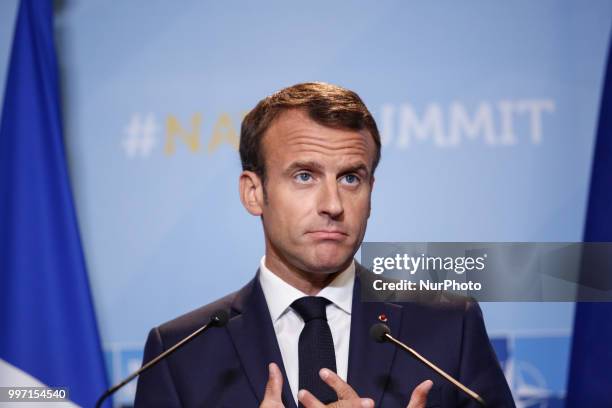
[566, 36, 612, 406]
[0, 1, 109, 407]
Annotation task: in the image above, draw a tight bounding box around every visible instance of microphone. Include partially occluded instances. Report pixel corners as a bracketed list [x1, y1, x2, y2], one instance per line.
[369, 323, 486, 406]
[95, 310, 229, 408]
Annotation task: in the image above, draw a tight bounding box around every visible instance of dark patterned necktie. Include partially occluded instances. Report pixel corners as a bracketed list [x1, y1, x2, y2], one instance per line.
[291, 296, 337, 406]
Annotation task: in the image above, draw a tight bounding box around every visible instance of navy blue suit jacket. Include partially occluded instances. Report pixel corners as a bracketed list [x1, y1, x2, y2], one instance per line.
[134, 264, 515, 407]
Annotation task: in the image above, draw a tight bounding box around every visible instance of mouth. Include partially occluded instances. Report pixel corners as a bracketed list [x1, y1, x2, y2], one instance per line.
[307, 230, 348, 240]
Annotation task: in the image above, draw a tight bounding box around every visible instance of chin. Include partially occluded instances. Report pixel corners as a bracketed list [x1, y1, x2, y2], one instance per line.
[305, 251, 353, 274]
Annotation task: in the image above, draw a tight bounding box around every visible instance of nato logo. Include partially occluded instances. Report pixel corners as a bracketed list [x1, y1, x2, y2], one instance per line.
[491, 335, 569, 407]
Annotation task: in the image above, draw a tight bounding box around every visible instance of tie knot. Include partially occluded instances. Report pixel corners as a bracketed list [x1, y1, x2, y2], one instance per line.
[291, 296, 331, 322]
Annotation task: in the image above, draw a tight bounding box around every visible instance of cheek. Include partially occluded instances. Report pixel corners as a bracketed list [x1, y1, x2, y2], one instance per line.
[345, 192, 371, 217]
[265, 189, 312, 229]
[275, 185, 315, 210]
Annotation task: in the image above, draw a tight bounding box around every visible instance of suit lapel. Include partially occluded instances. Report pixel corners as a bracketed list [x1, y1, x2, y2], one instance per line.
[347, 265, 403, 406]
[226, 273, 298, 408]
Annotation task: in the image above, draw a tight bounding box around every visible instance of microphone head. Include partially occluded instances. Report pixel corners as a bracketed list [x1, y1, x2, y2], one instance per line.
[209, 310, 229, 327]
[370, 323, 391, 343]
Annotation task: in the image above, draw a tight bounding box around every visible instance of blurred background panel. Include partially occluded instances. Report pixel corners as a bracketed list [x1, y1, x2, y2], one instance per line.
[1, 1, 611, 406]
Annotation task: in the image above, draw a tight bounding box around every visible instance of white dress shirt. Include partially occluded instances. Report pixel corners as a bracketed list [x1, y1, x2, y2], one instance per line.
[258, 256, 355, 405]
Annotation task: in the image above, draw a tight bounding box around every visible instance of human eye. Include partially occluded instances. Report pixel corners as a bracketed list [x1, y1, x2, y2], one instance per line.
[294, 172, 314, 183]
[339, 174, 360, 185]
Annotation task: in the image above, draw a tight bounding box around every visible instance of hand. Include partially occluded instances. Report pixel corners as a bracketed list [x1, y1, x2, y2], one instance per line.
[260, 363, 285, 408]
[405, 380, 433, 408]
[260, 363, 433, 408]
[297, 368, 375, 408]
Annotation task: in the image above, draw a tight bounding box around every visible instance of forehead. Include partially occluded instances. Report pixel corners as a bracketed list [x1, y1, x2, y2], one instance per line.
[262, 109, 375, 168]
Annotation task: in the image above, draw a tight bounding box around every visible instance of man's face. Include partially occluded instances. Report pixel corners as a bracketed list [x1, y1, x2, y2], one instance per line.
[257, 109, 376, 275]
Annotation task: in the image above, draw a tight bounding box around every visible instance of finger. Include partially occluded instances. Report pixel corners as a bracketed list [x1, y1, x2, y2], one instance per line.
[298, 389, 373, 408]
[406, 380, 433, 408]
[262, 363, 284, 404]
[297, 389, 326, 408]
[327, 398, 375, 408]
[319, 368, 359, 400]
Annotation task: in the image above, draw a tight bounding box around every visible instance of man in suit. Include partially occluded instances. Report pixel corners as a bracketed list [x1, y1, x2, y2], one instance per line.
[134, 82, 515, 407]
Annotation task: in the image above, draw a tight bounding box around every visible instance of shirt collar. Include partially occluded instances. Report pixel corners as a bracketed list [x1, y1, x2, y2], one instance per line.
[259, 256, 355, 322]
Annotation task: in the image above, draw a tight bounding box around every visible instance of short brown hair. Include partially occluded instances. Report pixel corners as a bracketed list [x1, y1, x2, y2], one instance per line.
[240, 82, 381, 183]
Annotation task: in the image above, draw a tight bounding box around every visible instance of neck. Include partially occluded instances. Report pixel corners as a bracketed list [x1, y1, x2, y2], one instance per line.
[263, 252, 350, 296]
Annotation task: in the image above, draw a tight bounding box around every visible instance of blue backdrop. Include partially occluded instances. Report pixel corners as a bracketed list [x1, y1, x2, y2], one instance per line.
[1, 1, 611, 406]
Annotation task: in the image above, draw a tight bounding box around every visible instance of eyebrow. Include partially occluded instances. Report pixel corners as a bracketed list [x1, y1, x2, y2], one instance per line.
[284, 160, 371, 178]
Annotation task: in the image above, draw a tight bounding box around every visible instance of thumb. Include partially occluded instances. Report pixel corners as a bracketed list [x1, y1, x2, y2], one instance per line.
[261, 362, 284, 407]
[406, 380, 433, 408]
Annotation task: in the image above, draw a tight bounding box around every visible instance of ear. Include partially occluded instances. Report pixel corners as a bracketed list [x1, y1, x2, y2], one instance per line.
[367, 175, 375, 218]
[239, 170, 265, 216]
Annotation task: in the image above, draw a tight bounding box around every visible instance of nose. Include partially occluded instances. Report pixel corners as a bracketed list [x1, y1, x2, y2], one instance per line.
[318, 178, 344, 219]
